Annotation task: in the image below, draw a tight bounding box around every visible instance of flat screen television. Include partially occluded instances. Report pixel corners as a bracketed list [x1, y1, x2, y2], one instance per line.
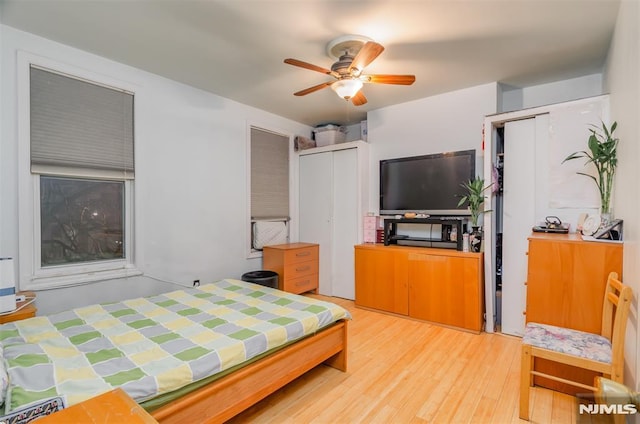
[379, 149, 476, 216]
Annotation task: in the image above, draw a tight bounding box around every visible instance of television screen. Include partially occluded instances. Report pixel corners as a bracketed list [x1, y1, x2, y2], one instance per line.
[380, 149, 476, 215]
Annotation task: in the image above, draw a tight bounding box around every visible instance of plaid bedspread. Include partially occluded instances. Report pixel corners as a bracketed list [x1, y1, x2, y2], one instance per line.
[0, 279, 350, 413]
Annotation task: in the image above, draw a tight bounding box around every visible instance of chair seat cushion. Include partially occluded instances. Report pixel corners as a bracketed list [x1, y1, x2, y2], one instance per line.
[523, 322, 612, 364]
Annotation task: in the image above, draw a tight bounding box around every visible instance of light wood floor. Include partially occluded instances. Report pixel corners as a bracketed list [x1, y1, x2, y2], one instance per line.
[228, 296, 578, 424]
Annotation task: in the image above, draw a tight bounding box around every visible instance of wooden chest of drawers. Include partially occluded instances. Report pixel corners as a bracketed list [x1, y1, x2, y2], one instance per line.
[263, 243, 319, 294]
[38, 388, 157, 423]
[0, 291, 37, 324]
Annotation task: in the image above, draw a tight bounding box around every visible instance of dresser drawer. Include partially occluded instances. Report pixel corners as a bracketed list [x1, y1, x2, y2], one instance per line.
[263, 243, 319, 294]
[283, 246, 318, 264]
[282, 274, 319, 294]
[284, 260, 318, 279]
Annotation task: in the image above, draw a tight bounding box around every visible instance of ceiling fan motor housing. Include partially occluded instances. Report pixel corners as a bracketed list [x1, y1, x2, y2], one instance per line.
[331, 54, 356, 76]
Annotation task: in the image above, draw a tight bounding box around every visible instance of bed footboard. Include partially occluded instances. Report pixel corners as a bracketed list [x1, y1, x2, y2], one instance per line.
[151, 319, 348, 424]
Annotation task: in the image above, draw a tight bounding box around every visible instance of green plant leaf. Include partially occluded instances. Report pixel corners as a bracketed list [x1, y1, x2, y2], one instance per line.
[564, 120, 618, 214]
[563, 151, 589, 163]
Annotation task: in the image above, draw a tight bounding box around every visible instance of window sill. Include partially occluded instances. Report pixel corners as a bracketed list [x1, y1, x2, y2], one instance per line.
[24, 266, 143, 290]
[247, 250, 263, 260]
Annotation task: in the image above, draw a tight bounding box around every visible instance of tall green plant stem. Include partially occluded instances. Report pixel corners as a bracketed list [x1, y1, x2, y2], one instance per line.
[563, 121, 618, 215]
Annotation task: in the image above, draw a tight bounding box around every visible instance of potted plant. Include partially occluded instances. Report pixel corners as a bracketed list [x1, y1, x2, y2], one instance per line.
[563, 121, 618, 221]
[457, 177, 492, 252]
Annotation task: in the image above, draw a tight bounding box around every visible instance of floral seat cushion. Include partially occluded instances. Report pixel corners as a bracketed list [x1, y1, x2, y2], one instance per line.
[523, 322, 612, 364]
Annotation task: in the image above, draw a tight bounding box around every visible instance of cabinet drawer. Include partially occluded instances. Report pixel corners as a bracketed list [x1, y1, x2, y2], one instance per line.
[282, 274, 318, 294]
[363, 220, 377, 230]
[283, 246, 318, 264]
[284, 260, 318, 279]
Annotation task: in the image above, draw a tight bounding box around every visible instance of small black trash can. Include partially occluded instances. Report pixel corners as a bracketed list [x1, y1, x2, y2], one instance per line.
[241, 270, 279, 289]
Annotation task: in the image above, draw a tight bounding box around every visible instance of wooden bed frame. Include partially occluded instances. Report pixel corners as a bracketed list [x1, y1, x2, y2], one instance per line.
[150, 319, 348, 423]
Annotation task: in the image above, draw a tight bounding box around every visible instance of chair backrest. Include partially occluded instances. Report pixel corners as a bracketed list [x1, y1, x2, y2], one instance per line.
[601, 271, 633, 371]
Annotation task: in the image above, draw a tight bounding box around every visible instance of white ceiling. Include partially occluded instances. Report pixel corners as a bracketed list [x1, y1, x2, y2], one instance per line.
[0, 0, 621, 127]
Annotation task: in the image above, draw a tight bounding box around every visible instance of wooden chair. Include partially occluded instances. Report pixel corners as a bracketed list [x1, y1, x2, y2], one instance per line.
[519, 271, 632, 420]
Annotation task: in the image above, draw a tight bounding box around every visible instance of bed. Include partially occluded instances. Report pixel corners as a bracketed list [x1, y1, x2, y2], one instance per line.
[0, 279, 349, 423]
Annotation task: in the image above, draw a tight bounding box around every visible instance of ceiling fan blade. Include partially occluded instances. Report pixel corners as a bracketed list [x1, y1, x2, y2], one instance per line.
[366, 74, 416, 85]
[351, 91, 367, 106]
[348, 42, 384, 74]
[294, 82, 333, 96]
[284, 58, 333, 75]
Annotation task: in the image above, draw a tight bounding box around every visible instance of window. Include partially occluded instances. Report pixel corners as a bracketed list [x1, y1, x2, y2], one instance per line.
[20, 61, 138, 289]
[40, 177, 124, 266]
[249, 127, 290, 255]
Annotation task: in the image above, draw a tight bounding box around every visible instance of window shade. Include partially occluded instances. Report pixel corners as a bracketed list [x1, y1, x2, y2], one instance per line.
[251, 128, 289, 219]
[30, 66, 134, 177]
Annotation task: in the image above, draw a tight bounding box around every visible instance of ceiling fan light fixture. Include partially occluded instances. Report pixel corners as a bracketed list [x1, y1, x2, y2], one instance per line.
[331, 79, 363, 100]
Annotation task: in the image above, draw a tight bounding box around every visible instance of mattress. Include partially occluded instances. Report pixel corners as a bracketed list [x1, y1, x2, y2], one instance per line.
[0, 279, 350, 416]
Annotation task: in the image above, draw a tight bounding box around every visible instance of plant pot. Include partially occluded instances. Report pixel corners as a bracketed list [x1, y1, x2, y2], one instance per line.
[469, 226, 483, 253]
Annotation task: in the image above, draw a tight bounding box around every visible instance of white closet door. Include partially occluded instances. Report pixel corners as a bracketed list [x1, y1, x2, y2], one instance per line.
[299, 152, 333, 296]
[331, 148, 358, 299]
[501, 118, 538, 336]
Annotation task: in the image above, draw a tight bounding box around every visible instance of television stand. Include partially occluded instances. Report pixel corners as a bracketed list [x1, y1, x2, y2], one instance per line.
[383, 217, 466, 251]
[354, 244, 484, 332]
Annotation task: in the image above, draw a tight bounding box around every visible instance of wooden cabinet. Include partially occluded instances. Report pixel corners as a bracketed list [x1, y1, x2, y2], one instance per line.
[263, 243, 319, 294]
[0, 292, 36, 324]
[408, 252, 483, 331]
[38, 388, 157, 423]
[354, 245, 408, 315]
[525, 233, 623, 394]
[355, 244, 484, 332]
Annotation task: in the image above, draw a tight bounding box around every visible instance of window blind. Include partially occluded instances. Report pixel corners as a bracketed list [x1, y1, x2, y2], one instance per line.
[251, 128, 289, 219]
[30, 66, 134, 177]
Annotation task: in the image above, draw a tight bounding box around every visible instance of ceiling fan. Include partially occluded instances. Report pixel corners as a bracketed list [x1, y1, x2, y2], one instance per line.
[284, 35, 416, 106]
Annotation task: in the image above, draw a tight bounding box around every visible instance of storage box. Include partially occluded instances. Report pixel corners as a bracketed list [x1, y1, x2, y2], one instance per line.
[313, 125, 347, 146]
[363, 215, 378, 243]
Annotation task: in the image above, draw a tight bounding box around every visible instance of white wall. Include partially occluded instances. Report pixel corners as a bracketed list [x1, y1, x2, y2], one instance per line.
[522, 74, 603, 109]
[0, 26, 310, 314]
[603, 0, 640, 392]
[366, 83, 499, 213]
[500, 74, 603, 113]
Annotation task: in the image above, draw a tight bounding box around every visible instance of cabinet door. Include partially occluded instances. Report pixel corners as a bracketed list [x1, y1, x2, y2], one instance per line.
[408, 253, 481, 331]
[331, 148, 358, 300]
[501, 117, 539, 336]
[299, 153, 333, 295]
[300, 148, 360, 300]
[354, 247, 408, 315]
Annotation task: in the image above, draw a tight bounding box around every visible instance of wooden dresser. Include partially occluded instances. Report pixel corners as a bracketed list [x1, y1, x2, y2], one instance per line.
[525, 232, 623, 394]
[38, 389, 157, 423]
[0, 291, 37, 324]
[263, 243, 319, 294]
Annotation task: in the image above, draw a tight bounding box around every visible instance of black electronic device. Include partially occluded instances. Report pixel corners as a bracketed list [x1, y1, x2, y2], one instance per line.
[383, 217, 465, 251]
[379, 149, 475, 216]
[532, 216, 570, 234]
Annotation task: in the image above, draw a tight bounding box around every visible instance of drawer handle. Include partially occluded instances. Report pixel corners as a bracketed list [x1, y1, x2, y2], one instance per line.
[296, 266, 311, 272]
[296, 280, 310, 287]
[295, 251, 311, 257]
